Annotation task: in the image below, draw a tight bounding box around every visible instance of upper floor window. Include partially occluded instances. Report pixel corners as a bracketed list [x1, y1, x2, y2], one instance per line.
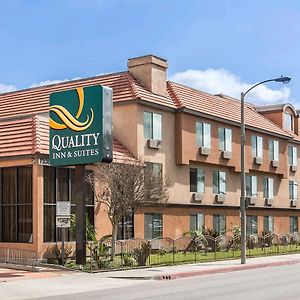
[218, 127, 232, 152]
[144, 112, 162, 141]
[196, 122, 211, 148]
[251, 136, 263, 159]
[190, 168, 205, 193]
[263, 177, 274, 199]
[246, 175, 258, 198]
[269, 139, 279, 161]
[213, 171, 226, 195]
[289, 181, 298, 200]
[288, 145, 297, 166]
[284, 112, 293, 131]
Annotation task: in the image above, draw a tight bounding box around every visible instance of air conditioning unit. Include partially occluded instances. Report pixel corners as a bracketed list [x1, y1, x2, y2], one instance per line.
[290, 165, 297, 172]
[271, 160, 279, 168]
[290, 199, 298, 207]
[255, 157, 263, 165]
[246, 196, 257, 206]
[192, 193, 204, 203]
[265, 198, 273, 206]
[222, 151, 232, 159]
[199, 147, 210, 156]
[215, 194, 225, 203]
[147, 139, 161, 149]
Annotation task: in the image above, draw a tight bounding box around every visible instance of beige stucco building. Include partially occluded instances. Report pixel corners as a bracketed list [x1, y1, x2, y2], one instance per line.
[0, 54, 299, 259]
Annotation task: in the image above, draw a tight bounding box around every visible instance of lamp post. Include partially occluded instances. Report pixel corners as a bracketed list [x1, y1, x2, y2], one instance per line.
[240, 76, 291, 265]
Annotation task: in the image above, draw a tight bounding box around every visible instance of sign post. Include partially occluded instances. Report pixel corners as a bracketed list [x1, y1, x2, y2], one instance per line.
[50, 85, 113, 266]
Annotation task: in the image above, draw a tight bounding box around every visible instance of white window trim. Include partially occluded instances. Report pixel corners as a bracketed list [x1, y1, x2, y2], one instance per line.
[196, 122, 211, 149]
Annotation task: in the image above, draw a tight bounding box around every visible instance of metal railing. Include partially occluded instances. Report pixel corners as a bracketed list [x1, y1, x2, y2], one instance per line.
[87, 232, 300, 271]
[0, 248, 37, 266]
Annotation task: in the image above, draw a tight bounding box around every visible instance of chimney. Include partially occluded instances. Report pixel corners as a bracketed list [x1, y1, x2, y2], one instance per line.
[128, 54, 168, 96]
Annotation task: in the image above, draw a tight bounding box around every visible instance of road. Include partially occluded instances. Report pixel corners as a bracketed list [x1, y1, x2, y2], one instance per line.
[36, 264, 299, 300]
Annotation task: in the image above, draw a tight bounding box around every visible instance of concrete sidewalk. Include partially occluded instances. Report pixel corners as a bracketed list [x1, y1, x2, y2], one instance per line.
[99, 253, 300, 280]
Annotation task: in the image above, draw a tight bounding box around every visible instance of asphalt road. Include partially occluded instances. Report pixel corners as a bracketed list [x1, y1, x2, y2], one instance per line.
[38, 264, 300, 300]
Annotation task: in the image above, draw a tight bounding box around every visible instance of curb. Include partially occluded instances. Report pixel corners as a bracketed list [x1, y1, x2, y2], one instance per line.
[154, 258, 300, 280]
[109, 258, 300, 281]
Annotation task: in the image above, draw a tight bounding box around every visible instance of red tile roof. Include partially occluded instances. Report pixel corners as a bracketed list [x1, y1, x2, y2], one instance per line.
[0, 114, 137, 163]
[0, 72, 176, 120]
[167, 81, 293, 139]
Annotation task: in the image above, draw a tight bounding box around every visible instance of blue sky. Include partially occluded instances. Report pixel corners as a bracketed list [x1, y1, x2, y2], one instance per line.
[1, 0, 299, 107]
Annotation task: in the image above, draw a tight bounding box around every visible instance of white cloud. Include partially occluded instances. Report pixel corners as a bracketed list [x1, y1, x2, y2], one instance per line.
[170, 69, 291, 106]
[0, 83, 17, 93]
[29, 77, 81, 88]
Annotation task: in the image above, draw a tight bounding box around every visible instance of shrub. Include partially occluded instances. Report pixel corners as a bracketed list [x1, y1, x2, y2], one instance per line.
[52, 245, 72, 265]
[132, 242, 151, 266]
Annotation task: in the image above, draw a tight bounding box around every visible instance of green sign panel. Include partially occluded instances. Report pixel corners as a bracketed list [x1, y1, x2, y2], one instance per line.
[49, 85, 113, 166]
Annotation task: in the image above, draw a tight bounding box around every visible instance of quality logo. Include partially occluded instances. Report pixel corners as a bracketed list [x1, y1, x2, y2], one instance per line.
[49, 87, 94, 131]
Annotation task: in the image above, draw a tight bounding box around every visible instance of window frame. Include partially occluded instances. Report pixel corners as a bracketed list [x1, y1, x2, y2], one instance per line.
[263, 215, 274, 233]
[213, 214, 226, 234]
[290, 216, 298, 234]
[284, 112, 293, 131]
[144, 213, 163, 240]
[288, 145, 297, 166]
[246, 215, 258, 235]
[196, 122, 211, 148]
[246, 175, 258, 198]
[190, 213, 205, 233]
[144, 111, 162, 141]
[263, 177, 274, 199]
[213, 170, 226, 195]
[289, 181, 298, 200]
[269, 139, 279, 161]
[218, 127, 232, 152]
[251, 135, 263, 159]
[189, 167, 205, 193]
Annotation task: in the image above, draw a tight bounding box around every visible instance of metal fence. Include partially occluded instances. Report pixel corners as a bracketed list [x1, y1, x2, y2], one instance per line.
[0, 248, 37, 266]
[87, 232, 300, 271]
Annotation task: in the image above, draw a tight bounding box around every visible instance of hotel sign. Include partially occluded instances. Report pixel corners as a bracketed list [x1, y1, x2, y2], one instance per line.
[49, 85, 113, 166]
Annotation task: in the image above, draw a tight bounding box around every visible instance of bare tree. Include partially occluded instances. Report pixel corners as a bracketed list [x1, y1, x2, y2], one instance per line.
[87, 160, 169, 259]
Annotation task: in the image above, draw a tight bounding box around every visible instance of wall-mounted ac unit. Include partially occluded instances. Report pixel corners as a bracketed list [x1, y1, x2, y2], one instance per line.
[290, 199, 298, 207]
[192, 193, 204, 203]
[222, 151, 232, 159]
[215, 194, 225, 204]
[147, 139, 161, 149]
[265, 198, 273, 206]
[255, 157, 263, 165]
[199, 147, 210, 156]
[246, 196, 257, 206]
[290, 165, 297, 172]
[271, 160, 279, 168]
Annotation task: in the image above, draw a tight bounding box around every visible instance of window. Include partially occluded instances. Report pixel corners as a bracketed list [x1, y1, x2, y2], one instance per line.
[190, 168, 204, 193]
[289, 181, 298, 200]
[144, 213, 163, 239]
[213, 171, 226, 195]
[213, 214, 226, 234]
[251, 136, 263, 159]
[145, 162, 162, 179]
[218, 127, 232, 152]
[246, 216, 258, 235]
[196, 122, 211, 148]
[288, 145, 297, 166]
[117, 214, 134, 240]
[246, 175, 258, 198]
[263, 216, 274, 233]
[269, 140, 279, 161]
[43, 167, 94, 242]
[263, 178, 274, 199]
[190, 213, 204, 233]
[290, 217, 298, 233]
[284, 112, 293, 131]
[0, 166, 33, 243]
[144, 112, 162, 140]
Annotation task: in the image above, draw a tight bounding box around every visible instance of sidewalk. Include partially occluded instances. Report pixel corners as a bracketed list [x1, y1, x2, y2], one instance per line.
[98, 253, 300, 280]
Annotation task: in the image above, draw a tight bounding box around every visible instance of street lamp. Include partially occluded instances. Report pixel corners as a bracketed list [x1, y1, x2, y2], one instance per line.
[240, 76, 291, 265]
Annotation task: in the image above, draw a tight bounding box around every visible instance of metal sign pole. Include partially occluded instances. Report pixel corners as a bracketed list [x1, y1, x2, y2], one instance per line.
[75, 164, 86, 265]
[61, 228, 65, 265]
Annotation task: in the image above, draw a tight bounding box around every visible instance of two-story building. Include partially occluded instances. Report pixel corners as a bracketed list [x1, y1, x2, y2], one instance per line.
[0, 54, 299, 258]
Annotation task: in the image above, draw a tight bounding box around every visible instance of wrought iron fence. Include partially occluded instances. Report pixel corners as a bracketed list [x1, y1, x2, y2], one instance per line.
[87, 232, 300, 271]
[0, 248, 37, 266]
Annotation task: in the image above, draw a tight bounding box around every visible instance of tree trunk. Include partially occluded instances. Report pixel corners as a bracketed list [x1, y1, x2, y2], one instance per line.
[110, 222, 118, 261]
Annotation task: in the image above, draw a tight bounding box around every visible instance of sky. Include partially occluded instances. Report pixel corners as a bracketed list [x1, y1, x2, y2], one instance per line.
[0, 0, 299, 108]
